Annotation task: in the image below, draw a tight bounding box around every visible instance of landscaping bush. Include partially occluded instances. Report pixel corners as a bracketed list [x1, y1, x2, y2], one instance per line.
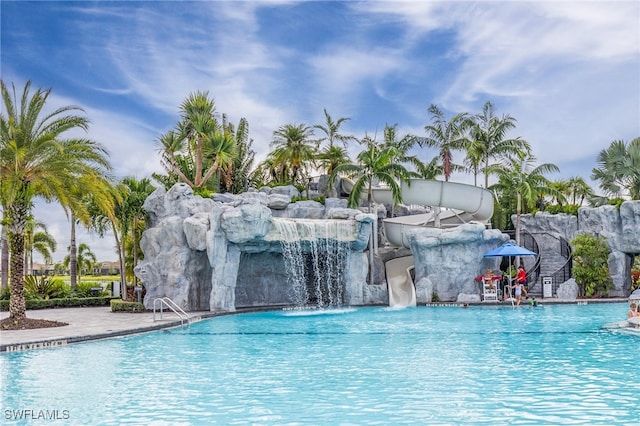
[571, 234, 613, 297]
[0, 296, 113, 311]
[24, 275, 71, 300]
[110, 299, 147, 312]
[73, 281, 108, 297]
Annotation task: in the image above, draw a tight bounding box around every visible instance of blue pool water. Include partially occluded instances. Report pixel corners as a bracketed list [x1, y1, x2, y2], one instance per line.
[1, 303, 638, 425]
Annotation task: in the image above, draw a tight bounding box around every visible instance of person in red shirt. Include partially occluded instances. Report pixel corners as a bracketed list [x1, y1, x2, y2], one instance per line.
[515, 265, 528, 304]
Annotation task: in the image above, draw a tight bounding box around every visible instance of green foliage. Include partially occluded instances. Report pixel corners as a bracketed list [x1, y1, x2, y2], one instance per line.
[570, 233, 613, 297]
[24, 275, 71, 300]
[431, 292, 440, 302]
[607, 198, 625, 209]
[543, 204, 579, 215]
[631, 270, 640, 292]
[110, 299, 147, 312]
[192, 187, 212, 198]
[0, 296, 113, 311]
[0, 285, 10, 300]
[73, 281, 108, 297]
[291, 195, 326, 205]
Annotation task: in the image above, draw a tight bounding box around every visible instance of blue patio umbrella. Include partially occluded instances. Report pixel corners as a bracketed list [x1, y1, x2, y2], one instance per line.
[483, 242, 537, 258]
[484, 242, 538, 297]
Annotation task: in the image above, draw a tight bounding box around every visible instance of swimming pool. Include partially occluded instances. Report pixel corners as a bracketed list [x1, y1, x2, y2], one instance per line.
[1, 303, 638, 425]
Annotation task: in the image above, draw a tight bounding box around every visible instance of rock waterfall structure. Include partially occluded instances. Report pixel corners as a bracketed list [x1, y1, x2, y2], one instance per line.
[135, 184, 640, 311]
[135, 183, 375, 312]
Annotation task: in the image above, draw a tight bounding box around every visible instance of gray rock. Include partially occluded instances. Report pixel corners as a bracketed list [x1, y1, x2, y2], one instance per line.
[220, 203, 272, 243]
[212, 192, 240, 205]
[556, 279, 579, 300]
[267, 193, 291, 210]
[269, 185, 300, 198]
[408, 223, 507, 302]
[285, 200, 326, 219]
[183, 212, 210, 251]
[326, 208, 361, 220]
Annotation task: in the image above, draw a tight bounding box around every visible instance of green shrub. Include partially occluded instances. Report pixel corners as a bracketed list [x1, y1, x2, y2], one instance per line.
[0, 296, 113, 311]
[73, 281, 108, 297]
[0, 286, 10, 301]
[24, 275, 71, 300]
[571, 233, 613, 297]
[544, 204, 579, 216]
[110, 299, 147, 312]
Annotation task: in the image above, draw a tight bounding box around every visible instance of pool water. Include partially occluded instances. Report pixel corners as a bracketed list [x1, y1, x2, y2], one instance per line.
[1, 303, 638, 425]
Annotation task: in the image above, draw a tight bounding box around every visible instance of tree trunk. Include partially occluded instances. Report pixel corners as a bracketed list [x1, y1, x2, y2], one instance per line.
[8, 202, 28, 321]
[132, 218, 138, 287]
[112, 222, 127, 301]
[69, 215, 77, 291]
[1, 225, 8, 291]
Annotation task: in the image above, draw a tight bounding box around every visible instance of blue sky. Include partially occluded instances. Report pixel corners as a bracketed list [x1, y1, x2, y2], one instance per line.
[2, 1, 639, 262]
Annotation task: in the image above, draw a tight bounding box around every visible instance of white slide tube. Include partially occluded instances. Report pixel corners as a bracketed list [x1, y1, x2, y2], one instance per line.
[378, 179, 494, 248]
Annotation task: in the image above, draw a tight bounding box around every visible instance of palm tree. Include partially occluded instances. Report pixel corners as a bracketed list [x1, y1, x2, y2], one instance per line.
[23, 218, 56, 274]
[423, 104, 469, 181]
[220, 117, 255, 194]
[1, 224, 8, 291]
[270, 123, 318, 186]
[63, 243, 97, 281]
[0, 80, 114, 321]
[119, 177, 154, 286]
[591, 137, 640, 200]
[489, 151, 561, 245]
[466, 101, 530, 188]
[329, 135, 410, 211]
[313, 109, 357, 149]
[566, 176, 594, 206]
[157, 91, 236, 193]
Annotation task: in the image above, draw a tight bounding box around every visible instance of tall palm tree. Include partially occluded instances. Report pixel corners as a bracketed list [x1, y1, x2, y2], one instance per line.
[466, 101, 530, 188]
[566, 176, 594, 206]
[316, 145, 351, 176]
[23, 218, 56, 274]
[313, 109, 357, 149]
[157, 91, 236, 193]
[591, 137, 640, 200]
[119, 177, 154, 286]
[423, 104, 469, 182]
[329, 135, 410, 211]
[63, 243, 97, 282]
[270, 123, 318, 186]
[220, 117, 255, 194]
[0, 80, 114, 321]
[489, 151, 561, 245]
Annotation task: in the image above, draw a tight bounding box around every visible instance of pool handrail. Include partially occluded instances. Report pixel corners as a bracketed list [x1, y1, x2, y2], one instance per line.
[153, 297, 190, 326]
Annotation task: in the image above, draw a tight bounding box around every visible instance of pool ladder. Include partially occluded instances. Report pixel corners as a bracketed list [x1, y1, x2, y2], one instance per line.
[153, 297, 190, 326]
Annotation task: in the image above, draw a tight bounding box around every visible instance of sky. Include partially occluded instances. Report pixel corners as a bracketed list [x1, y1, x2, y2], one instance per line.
[1, 0, 639, 263]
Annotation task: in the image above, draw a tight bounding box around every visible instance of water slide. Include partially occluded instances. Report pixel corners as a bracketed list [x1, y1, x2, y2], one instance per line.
[343, 178, 494, 307]
[386, 255, 416, 307]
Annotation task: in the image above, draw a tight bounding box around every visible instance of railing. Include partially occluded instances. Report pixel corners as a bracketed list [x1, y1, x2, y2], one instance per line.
[548, 236, 573, 294]
[153, 297, 190, 326]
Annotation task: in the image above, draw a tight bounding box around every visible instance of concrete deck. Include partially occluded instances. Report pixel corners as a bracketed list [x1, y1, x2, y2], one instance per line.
[0, 307, 215, 352]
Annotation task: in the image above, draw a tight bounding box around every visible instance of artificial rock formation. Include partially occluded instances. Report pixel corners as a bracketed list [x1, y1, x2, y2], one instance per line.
[519, 201, 640, 297]
[406, 223, 508, 303]
[135, 183, 376, 312]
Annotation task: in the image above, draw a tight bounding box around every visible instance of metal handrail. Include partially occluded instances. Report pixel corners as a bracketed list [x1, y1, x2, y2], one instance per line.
[548, 236, 573, 294]
[153, 297, 190, 326]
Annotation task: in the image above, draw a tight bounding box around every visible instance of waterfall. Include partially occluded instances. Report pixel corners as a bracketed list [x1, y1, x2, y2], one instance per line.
[274, 219, 352, 308]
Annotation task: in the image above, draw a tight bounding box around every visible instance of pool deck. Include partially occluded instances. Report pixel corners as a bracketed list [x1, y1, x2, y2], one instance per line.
[0, 307, 218, 352]
[0, 298, 630, 352]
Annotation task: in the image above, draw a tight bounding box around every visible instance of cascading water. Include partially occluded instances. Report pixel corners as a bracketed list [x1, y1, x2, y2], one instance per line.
[274, 218, 352, 308]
